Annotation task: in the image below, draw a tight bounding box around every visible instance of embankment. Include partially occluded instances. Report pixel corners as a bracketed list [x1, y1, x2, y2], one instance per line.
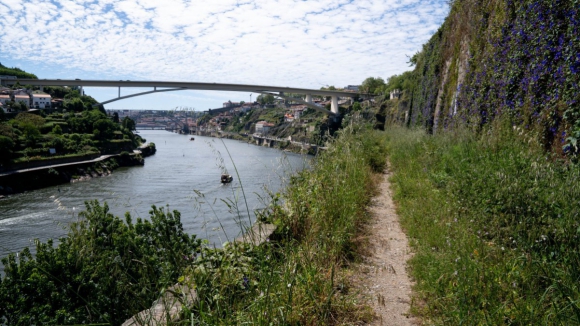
[0, 143, 156, 196]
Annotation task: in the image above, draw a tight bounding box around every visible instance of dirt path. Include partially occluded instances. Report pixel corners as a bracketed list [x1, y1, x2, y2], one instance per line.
[359, 166, 417, 325]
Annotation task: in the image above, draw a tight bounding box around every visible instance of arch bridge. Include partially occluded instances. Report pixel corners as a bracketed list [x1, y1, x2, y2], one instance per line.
[1, 78, 364, 116]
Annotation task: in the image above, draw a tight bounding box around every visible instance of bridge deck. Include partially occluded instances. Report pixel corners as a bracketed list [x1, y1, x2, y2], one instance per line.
[1, 78, 360, 97]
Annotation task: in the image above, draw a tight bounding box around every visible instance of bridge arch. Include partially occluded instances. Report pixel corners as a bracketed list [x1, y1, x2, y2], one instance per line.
[1, 78, 366, 116]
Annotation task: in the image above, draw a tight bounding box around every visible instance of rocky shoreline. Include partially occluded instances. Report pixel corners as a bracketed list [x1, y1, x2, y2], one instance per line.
[0, 145, 156, 197]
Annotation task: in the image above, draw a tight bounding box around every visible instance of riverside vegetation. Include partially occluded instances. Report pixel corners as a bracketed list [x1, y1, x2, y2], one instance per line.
[0, 63, 143, 172]
[373, 0, 580, 323]
[0, 123, 388, 325]
[384, 121, 580, 324]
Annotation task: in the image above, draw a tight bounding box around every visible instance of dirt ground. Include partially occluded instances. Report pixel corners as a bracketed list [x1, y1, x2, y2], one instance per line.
[358, 167, 417, 326]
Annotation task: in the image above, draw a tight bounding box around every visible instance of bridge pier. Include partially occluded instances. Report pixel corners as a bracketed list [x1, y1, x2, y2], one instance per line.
[280, 91, 289, 106]
[331, 96, 339, 114]
[305, 94, 312, 103]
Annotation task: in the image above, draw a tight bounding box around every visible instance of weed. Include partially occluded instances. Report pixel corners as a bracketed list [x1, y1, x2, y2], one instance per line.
[385, 122, 580, 324]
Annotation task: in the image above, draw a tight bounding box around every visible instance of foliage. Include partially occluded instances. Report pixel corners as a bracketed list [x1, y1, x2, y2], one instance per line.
[384, 122, 580, 324]
[257, 93, 275, 105]
[51, 124, 62, 135]
[92, 118, 116, 140]
[0, 201, 202, 325]
[0, 135, 14, 162]
[184, 126, 384, 324]
[0, 62, 37, 79]
[63, 97, 85, 112]
[384, 71, 415, 94]
[43, 86, 71, 98]
[390, 0, 580, 157]
[361, 76, 386, 95]
[14, 112, 45, 129]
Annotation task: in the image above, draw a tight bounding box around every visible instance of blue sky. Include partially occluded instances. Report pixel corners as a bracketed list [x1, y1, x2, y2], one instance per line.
[0, 0, 449, 111]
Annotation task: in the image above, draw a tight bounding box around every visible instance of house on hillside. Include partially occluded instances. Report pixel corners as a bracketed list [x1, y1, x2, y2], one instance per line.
[223, 101, 241, 108]
[14, 94, 30, 108]
[32, 93, 52, 109]
[51, 98, 64, 109]
[255, 121, 275, 134]
[0, 94, 10, 106]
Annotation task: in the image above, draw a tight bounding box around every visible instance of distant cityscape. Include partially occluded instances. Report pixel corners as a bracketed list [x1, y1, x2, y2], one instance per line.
[108, 96, 354, 135]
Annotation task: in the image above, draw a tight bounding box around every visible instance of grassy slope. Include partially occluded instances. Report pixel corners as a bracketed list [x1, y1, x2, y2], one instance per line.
[182, 124, 387, 324]
[0, 63, 37, 79]
[384, 123, 580, 324]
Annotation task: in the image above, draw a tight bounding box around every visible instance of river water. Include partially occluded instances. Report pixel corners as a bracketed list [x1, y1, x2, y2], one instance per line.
[0, 130, 308, 267]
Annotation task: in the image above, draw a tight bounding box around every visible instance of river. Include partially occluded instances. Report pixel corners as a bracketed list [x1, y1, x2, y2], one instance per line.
[0, 130, 308, 268]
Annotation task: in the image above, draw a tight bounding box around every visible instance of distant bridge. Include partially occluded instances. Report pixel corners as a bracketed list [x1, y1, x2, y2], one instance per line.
[0, 78, 364, 116]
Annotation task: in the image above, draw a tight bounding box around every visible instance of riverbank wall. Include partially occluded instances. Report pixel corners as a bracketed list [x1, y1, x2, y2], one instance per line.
[192, 130, 321, 155]
[0, 144, 156, 197]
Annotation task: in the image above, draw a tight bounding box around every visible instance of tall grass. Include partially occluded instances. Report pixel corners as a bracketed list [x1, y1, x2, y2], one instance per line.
[384, 122, 580, 324]
[182, 124, 387, 324]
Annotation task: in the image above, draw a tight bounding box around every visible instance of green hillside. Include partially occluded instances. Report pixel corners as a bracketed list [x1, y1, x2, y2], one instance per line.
[0, 63, 37, 79]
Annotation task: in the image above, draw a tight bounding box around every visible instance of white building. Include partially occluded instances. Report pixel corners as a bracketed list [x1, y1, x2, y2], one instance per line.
[14, 94, 30, 107]
[390, 89, 402, 100]
[0, 94, 10, 106]
[32, 93, 52, 109]
[255, 121, 275, 134]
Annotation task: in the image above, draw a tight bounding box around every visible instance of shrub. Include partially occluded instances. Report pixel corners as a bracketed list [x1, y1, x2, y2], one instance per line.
[0, 201, 202, 325]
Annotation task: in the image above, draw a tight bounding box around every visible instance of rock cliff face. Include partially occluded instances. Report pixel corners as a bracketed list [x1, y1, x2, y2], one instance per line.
[398, 0, 580, 154]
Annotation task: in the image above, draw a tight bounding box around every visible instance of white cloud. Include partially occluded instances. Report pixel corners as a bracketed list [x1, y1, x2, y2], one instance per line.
[0, 0, 449, 109]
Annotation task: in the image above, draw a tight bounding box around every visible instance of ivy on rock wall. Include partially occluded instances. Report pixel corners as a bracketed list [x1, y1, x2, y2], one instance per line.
[459, 0, 580, 154]
[402, 0, 580, 156]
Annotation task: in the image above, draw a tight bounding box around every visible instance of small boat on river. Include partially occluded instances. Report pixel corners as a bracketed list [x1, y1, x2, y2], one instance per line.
[221, 174, 233, 184]
[190, 137, 195, 141]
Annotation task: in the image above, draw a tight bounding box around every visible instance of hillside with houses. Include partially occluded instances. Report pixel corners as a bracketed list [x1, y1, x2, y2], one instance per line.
[109, 87, 373, 149]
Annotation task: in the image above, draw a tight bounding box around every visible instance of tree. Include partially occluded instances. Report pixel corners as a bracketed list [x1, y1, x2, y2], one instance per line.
[257, 94, 275, 105]
[361, 77, 386, 95]
[112, 112, 120, 123]
[0, 201, 202, 325]
[51, 124, 63, 135]
[0, 135, 14, 163]
[21, 123, 41, 147]
[93, 119, 116, 140]
[64, 90, 80, 99]
[15, 113, 45, 129]
[121, 116, 136, 131]
[384, 71, 414, 94]
[64, 97, 84, 112]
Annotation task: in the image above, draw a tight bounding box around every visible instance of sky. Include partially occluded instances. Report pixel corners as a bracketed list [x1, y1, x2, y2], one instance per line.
[0, 0, 449, 111]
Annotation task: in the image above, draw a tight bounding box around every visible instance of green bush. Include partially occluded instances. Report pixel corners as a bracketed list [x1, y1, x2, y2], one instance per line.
[0, 201, 202, 325]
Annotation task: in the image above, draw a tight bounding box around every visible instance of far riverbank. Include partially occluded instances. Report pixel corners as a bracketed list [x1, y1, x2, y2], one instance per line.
[0, 144, 156, 197]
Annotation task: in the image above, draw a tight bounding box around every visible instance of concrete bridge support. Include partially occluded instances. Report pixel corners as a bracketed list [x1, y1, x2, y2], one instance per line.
[331, 96, 339, 114]
[305, 94, 312, 103]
